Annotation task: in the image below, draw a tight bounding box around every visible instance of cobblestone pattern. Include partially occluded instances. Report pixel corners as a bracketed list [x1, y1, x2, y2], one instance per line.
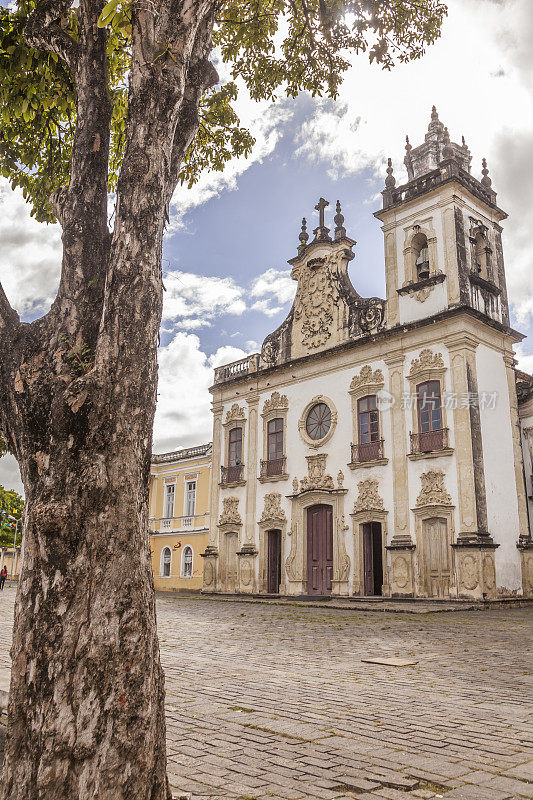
[0, 589, 531, 799]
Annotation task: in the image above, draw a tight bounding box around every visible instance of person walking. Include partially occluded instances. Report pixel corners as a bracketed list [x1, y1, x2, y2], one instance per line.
[0, 565, 7, 590]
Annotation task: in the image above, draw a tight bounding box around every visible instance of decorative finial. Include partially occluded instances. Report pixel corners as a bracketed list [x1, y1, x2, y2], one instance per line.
[442, 126, 453, 160]
[431, 105, 439, 121]
[334, 200, 346, 240]
[405, 135, 412, 154]
[385, 158, 396, 190]
[481, 158, 492, 188]
[462, 135, 466, 148]
[299, 217, 308, 246]
[313, 197, 331, 242]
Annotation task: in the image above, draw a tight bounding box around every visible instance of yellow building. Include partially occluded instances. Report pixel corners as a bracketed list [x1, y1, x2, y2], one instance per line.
[149, 443, 212, 592]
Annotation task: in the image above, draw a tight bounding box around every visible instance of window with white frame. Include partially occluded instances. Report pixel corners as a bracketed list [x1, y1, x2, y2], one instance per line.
[161, 546, 172, 577]
[182, 546, 193, 578]
[184, 481, 196, 518]
[163, 483, 175, 519]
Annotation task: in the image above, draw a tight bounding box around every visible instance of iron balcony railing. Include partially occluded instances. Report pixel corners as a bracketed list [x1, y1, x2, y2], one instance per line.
[410, 427, 449, 455]
[350, 439, 384, 464]
[221, 464, 245, 484]
[260, 457, 286, 478]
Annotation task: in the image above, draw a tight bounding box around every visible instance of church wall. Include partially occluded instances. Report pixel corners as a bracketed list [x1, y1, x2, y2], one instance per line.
[476, 343, 521, 591]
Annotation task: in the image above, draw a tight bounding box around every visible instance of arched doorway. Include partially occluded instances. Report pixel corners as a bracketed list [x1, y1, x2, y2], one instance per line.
[362, 522, 383, 596]
[306, 504, 333, 596]
[266, 530, 282, 594]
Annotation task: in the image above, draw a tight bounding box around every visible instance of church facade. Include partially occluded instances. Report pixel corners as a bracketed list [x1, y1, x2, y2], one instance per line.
[202, 109, 533, 600]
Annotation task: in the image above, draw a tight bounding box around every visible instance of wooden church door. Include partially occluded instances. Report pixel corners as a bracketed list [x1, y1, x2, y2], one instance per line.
[306, 505, 333, 596]
[422, 517, 451, 597]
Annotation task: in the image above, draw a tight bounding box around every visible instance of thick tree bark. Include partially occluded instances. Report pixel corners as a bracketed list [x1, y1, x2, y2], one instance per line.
[0, 0, 217, 797]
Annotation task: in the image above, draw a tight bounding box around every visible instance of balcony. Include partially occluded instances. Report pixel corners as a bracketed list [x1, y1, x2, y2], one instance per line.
[220, 464, 245, 486]
[149, 513, 210, 533]
[409, 428, 451, 457]
[350, 439, 385, 465]
[259, 457, 287, 481]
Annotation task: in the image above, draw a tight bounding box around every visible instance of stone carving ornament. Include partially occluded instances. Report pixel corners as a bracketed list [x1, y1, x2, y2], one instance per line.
[416, 469, 452, 507]
[359, 301, 385, 334]
[260, 493, 287, 524]
[294, 252, 338, 350]
[350, 365, 384, 391]
[262, 391, 288, 415]
[218, 497, 242, 526]
[298, 454, 334, 493]
[352, 479, 385, 513]
[408, 349, 445, 378]
[335, 516, 351, 582]
[225, 403, 246, 423]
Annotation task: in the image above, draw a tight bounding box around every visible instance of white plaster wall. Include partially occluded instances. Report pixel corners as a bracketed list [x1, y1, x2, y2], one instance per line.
[519, 409, 533, 540]
[403, 346, 461, 583]
[254, 358, 396, 593]
[399, 282, 447, 325]
[476, 344, 521, 591]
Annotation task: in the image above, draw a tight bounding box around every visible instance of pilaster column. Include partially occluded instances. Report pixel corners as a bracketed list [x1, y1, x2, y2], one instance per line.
[244, 395, 259, 547]
[503, 352, 530, 543]
[385, 352, 416, 597]
[385, 352, 411, 544]
[384, 230, 399, 327]
[443, 206, 460, 306]
[445, 336, 479, 539]
[207, 405, 223, 551]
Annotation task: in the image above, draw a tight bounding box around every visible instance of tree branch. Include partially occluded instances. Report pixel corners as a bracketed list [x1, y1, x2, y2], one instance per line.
[24, 0, 78, 76]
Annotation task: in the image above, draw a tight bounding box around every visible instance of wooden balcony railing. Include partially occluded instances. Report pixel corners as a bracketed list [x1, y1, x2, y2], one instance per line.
[221, 464, 244, 484]
[410, 428, 449, 454]
[350, 439, 384, 464]
[260, 457, 286, 478]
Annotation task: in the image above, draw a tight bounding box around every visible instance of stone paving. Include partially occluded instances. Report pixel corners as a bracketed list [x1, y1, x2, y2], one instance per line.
[0, 588, 532, 799]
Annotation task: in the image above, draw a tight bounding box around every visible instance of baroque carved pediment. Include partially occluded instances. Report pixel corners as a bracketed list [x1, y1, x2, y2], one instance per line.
[295, 453, 335, 494]
[260, 493, 287, 525]
[225, 404, 246, 424]
[416, 469, 452, 507]
[218, 497, 242, 526]
[350, 365, 384, 391]
[408, 349, 445, 378]
[262, 391, 288, 415]
[352, 479, 385, 513]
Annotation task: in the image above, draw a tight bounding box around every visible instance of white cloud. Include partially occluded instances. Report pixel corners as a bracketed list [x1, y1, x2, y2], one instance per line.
[0, 454, 23, 497]
[293, 0, 533, 327]
[162, 270, 247, 329]
[152, 333, 250, 453]
[250, 267, 295, 317]
[0, 178, 61, 318]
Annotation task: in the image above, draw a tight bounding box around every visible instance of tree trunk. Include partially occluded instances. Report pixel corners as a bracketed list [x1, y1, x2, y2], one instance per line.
[0, 0, 217, 797]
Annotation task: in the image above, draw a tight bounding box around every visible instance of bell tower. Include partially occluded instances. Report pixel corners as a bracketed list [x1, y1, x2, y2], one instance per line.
[374, 107, 510, 331]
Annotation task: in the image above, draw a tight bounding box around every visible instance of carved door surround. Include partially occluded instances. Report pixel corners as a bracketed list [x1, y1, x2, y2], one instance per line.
[351, 509, 390, 597]
[258, 492, 288, 593]
[218, 497, 243, 593]
[286, 460, 349, 595]
[412, 469, 456, 598]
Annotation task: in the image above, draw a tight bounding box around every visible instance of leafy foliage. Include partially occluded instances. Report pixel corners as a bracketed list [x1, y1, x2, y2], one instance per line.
[0, 485, 23, 547]
[0, 0, 447, 221]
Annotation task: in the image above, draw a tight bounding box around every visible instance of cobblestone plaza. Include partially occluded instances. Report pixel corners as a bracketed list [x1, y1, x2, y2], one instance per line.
[0, 590, 531, 799]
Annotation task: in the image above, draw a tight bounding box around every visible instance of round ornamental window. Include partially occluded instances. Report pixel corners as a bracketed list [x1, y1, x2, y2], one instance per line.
[305, 403, 332, 441]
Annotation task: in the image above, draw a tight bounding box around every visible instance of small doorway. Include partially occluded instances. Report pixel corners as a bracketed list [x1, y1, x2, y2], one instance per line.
[266, 530, 282, 594]
[306, 505, 333, 596]
[225, 532, 239, 593]
[362, 522, 383, 596]
[422, 517, 451, 597]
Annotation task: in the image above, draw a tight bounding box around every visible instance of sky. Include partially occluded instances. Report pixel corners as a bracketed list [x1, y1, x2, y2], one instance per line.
[1, 0, 533, 495]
